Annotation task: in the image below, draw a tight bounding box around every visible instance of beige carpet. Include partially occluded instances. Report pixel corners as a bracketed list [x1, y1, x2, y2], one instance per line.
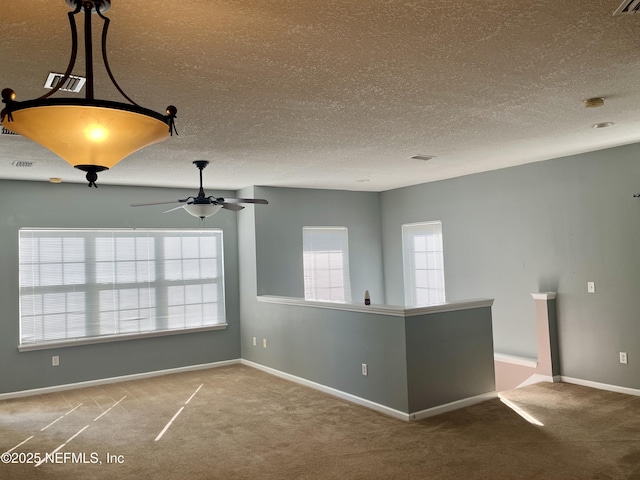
[0, 364, 639, 479]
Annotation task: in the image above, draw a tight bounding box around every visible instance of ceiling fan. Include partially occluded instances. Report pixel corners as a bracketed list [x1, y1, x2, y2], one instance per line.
[130, 160, 268, 218]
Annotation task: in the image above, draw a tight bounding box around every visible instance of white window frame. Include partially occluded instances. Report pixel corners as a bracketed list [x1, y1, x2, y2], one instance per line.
[18, 228, 227, 351]
[302, 226, 352, 303]
[402, 221, 446, 307]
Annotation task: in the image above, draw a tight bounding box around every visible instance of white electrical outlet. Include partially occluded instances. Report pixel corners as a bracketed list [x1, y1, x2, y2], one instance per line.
[252, 337, 257, 346]
[52, 356, 59, 367]
[361, 363, 368, 376]
[620, 352, 628, 364]
[263, 338, 267, 348]
[587, 281, 596, 293]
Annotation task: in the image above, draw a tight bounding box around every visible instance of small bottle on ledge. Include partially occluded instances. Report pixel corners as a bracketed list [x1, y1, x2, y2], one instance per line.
[364, 290, 371, 305]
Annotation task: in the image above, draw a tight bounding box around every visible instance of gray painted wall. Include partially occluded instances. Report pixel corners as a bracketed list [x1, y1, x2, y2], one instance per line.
[245, 302, 410, 412]
[239, 185, 495, 413]
[5, 140, 640, 398]
[0, 180, 240, 394]
[381, 143, 640, 389]
[239, 185, 402, 408]
[253, 186, 385, 303]
[405, 307, 495, 412]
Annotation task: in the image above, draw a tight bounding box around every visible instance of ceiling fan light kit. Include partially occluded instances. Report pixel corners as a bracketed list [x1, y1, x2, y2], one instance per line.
[183, 203, 223, 219]
[0, 0, 177, 187]
[131, 160, 268, 219]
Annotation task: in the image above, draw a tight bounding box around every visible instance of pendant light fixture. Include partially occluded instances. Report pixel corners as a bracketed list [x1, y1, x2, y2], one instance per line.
[1, 0, 177, 187]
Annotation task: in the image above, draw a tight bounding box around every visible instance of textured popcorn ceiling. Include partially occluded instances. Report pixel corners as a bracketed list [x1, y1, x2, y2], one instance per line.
[1, 0, 639, 192]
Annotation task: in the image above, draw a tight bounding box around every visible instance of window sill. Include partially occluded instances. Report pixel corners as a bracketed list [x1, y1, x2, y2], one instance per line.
[18, 323, 228, 352]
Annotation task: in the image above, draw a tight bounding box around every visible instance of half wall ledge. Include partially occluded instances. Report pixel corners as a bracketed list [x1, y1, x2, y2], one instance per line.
[256, 295, 494, 317]
[253, 295, 496, 419]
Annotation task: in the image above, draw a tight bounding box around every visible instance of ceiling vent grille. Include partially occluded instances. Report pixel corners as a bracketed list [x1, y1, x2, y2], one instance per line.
[44, 72, 86, 93]
[1, 126, 19, 136]
[613, 0, 640, 15]
[411, 155, 435, 161]
[11, 160, 35, 168]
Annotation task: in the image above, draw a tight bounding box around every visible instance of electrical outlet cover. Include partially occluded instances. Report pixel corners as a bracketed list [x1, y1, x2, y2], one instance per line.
[620, 352, 628, 364]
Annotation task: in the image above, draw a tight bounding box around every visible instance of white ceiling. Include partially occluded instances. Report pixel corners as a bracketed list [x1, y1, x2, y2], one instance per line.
[1, 0, 639, 192]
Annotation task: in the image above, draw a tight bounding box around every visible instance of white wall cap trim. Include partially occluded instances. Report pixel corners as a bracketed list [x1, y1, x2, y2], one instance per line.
[531, 292, 557, 300]
[256, 295, 493, 317]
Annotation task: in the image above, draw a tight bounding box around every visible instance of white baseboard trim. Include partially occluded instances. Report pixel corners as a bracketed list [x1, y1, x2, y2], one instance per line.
[0, 359, 241, 401]
[560, 376, 640, 397]
[241, 359, 410, 421]
[409, 391, 499, 421]
[241, 359, 498, 422]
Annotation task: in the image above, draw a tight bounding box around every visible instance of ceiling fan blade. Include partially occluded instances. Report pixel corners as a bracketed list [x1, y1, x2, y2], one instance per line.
[218, 197, 268, 205]
[221, 203, 244, 211]
[130, 198, 191, 207]
[163, 205, 186, 213]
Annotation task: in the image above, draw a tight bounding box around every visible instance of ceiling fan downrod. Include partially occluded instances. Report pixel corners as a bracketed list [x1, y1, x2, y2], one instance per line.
[193, 160, 209, 198]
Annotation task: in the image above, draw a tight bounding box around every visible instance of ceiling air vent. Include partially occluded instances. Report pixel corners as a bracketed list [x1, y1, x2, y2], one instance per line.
[411, 155, 435, 162]
[1, 126, 19, 136]
[11, 160, 35, 168]
[613, 0, 640, 15]
[44, 72, 86, 93]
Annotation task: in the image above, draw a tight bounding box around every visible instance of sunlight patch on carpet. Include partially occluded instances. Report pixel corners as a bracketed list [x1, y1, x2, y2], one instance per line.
[498, 394, 544, 426]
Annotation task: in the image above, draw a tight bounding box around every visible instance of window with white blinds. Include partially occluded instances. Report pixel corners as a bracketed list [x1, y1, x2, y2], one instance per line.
[402, 221, 446, 306]
[302, 227, 351, 303]
[18, 229, 226, 348]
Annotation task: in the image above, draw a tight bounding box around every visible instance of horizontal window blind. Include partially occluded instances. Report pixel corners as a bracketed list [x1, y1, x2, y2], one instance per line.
[19, 229, 225, 347]
[303, 227, 351, 303]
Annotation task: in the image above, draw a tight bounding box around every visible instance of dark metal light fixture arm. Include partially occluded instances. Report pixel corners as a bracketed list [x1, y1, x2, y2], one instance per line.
[96, 6, 141, 107]
[39, 2, 82, 100]
[41, 0, 140, 107]
[83, 1, 95, 99]
[1, 0, 178, 188]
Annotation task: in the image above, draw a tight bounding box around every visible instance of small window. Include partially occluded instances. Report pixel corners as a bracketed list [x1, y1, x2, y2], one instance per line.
[19, 228, 226, 348]
[402, 221, 446, 306]
[303, 227, 351, 302]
